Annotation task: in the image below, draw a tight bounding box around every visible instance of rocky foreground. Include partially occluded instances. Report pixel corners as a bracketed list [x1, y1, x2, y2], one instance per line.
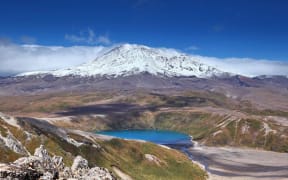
[0, 145, 116, 180]
[0, 112, 208, 180]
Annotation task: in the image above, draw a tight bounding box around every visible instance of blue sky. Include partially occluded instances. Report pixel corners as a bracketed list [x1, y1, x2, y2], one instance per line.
[0, 0, 288, 76]
[0, 0, 288, 60]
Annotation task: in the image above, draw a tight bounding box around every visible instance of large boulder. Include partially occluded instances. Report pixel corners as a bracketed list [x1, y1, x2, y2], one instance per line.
[14, 156, 42, 170]
[11, 145, 58, 179]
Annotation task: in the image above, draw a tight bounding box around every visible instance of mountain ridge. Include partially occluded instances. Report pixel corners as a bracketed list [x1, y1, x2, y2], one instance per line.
[18, 44, 227, 78]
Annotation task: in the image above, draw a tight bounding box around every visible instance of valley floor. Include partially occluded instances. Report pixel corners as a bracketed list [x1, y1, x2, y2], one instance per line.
[189, 146, 288, 180]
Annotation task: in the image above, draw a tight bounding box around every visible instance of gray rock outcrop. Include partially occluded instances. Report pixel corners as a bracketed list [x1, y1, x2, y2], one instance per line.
[71, 155, 88, 172]
[0, 145, 116, 180]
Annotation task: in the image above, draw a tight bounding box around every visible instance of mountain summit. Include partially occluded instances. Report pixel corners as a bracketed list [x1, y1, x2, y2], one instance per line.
[18, 44, 224, 78]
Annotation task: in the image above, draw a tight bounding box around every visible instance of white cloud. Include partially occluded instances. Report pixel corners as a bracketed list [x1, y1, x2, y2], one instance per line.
[0, 43, 287, 77]
[191, 55, 288, 77]
[65, 28, 111, 45]
[0, 43, 107, 75]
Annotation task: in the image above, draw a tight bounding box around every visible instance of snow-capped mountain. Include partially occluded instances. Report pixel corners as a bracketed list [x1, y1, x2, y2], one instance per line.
[18, 44, 225, 78]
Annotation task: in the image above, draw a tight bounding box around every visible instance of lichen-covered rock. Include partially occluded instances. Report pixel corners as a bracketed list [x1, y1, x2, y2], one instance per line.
[0, 163, 43, 179]
[13, 151, 58, 179]
[34, 144, 52, 162]
[0, 145, 116, 180]
[71, 155, 89, 172]
[52, 156, 65, 171]
[67, 156, 116, 179]
[73, 168, 89, 179]
[39, 171, 54, 180]
[59, 166, 73, 179]
[85, 167, 115, 180]
[13, 156, 42, 170]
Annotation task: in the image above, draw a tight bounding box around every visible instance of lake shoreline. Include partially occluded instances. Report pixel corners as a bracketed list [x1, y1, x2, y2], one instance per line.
[96, 129, 288, 180]
[97, 129, 193, 146]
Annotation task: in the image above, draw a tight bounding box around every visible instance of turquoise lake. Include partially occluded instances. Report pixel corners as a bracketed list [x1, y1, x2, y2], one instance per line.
[96, 129, 192, 146]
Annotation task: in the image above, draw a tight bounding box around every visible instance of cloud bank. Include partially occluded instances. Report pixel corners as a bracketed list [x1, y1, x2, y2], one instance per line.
[0, 43, 287, 77]
[194, 55, 288, 77]
[0, 43, 107, 76]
